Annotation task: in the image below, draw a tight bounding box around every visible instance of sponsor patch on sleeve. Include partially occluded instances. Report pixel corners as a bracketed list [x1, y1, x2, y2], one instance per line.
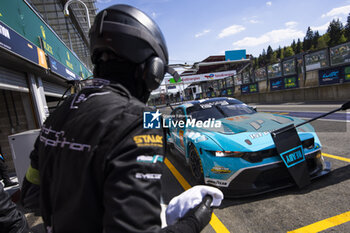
[133, 135, 163, 147]
[135, 173, 162, 180]
[136, 155, 164, 163]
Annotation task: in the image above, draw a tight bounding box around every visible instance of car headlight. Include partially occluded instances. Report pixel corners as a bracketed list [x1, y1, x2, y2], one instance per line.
[210, 151, 265, 163]
[212, 151, 245, 157]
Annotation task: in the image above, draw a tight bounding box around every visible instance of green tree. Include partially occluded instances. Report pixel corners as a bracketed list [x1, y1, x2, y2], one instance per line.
[291, 39, 297, 53]
[280, 47, 284, 60]
[316, 35, 328, 49]
[327, 19, 344, 47]
[271, 51, 278, 63]
[303, 26, 313, 51]
[266, 45, 273, 63]
[257, 55, 262, 67]
[344, 13, 350, 41]
[296, 38, 302, 53]
[260, 49, 267, 66]
[283, 47, 295, 58]
[276, 46, 282, 59]
[312, 31, 320, 50]
[253, 57, 258, 68]
[339, 34, 347, 44]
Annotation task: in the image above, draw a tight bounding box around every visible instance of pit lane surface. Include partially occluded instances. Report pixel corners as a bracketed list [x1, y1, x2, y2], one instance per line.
[161, 102, 350, 233]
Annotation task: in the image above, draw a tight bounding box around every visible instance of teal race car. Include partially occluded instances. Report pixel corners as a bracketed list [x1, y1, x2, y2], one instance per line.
[165, 97, 330, 197]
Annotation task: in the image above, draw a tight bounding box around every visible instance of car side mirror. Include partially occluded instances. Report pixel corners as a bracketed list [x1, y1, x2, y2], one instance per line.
[249, 106, 257, 112]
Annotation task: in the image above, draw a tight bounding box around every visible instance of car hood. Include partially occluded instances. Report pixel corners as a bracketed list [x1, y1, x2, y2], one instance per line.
[193, 112, 316, 151]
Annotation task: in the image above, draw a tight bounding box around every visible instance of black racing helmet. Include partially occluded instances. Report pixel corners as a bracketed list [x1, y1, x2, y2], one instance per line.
[89, 4, 169, 91]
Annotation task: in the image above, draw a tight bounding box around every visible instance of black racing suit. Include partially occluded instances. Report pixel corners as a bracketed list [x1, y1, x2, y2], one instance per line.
[21, 83, 203, 233]
[0, 183, 28, 232]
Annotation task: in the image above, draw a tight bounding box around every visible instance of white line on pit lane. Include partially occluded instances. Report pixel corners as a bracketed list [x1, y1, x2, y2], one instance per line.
[300, 117, 350, 123]
[256, 104, 343, 108]
[261, 110, 350, 114]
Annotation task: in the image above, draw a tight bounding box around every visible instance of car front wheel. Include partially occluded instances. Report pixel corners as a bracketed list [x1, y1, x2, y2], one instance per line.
[189, 144, 204, 184]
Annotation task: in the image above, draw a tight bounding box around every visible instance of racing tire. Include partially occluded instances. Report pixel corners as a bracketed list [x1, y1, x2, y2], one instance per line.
[166, 142, 174, 155]
[189, 144, 204, 184]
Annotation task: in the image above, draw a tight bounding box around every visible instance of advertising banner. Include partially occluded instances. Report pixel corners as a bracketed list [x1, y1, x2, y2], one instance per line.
[48, 55, 77, 80]
[318, 67, 342, 85]
[234, 74, 243, 86]
[218, 79, 225, 89]
[241, 83, 259, 94]
[242, 71, 251, 84]
[283, 59, 296, 76]
[270, 76, 299, 91]
[0, 0, 92, 79]
[225, 76, 234, 87]
[0, 21, 47, 69]
[220, 87, 234, 96]
[165, 70, 236, 84]
[305, 49, 328, 71]
[270, 77, 284, 91]
[343, 65, 350, 83]
[225, 49, 246, 61]
[206, 91, 216, 97]
[220, 89, 227, 96]
[267, 63, 282, 79]
[284, 76, 299, 89]
[241, 85, 249, 94]
[226, 87, 234, 96]
[254, 67, 267, 81]
[330, 42, 350, 66]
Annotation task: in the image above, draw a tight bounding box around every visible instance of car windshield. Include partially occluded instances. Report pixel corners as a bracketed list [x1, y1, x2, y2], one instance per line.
[186, 99, 256, 121]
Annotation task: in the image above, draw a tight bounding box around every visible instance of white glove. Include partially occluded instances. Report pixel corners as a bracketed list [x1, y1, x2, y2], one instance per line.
[165, 185, 224, 225]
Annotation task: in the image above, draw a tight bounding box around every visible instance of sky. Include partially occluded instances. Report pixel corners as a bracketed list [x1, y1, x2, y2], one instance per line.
[95, 0, 350, 65]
